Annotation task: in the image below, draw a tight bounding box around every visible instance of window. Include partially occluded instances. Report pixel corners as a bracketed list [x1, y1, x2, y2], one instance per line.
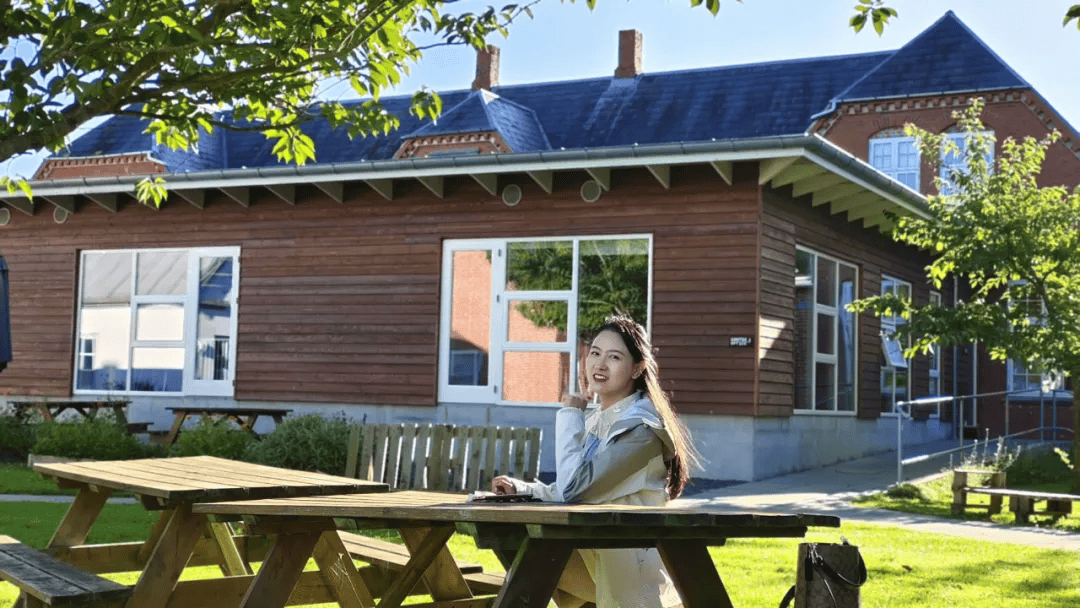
[880, 276, 911, 414]
[794, 249, 858, 412]
[927, 291, 942, 397]
[1006, 295, 1063, 395]
[439, 236, 650, 405]
[75, 247, 240, 396]
[940, 130, 994, 195]
[869, 134, 920, 191]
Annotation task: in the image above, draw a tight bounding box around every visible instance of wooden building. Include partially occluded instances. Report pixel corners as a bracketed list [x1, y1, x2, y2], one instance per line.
[2, 12, 1078, 481]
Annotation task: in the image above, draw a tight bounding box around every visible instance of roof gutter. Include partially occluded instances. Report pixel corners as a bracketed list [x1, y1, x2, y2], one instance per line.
[13, 134, 929, 219]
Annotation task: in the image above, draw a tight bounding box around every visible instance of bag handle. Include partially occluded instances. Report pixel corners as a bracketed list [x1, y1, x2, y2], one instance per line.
[778, 541, 867, 608]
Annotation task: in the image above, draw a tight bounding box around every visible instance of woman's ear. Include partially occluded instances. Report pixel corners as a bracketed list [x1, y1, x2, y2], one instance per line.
[633, 362, 646, 380]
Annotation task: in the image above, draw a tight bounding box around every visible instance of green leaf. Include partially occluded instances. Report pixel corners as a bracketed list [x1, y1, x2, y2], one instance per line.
[1066, 5, 1080, 29]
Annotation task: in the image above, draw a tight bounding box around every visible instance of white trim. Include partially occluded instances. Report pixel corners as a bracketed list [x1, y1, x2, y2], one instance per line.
[880, 275, 912, 414]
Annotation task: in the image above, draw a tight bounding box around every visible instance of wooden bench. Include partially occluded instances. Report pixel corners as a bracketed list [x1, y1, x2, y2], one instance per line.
[341, 422, 542, 592]
[0, 535, 132, 607]
[952, 469, 1080, 523]
[345, 422, 542, 493]
[951, 469, 1007, 515]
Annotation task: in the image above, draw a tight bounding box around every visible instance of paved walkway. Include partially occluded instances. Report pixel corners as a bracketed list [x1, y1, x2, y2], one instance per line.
[674, 438, 1080, 551]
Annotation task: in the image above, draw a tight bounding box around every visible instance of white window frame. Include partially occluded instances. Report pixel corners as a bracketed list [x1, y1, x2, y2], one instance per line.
[940, 130, 994, 195]
[438, 235, 653, 407]
[869, 135, 920, 191]
[1006, 294, 1063, 396]
[794, 247, 859, 415]
[926, 291, 943, 415]
[74, 246, 240, 397]
[880, 275, 912, 415]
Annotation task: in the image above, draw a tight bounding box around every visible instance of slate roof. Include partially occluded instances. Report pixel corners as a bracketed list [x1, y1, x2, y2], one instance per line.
[835, 11, 1029, 101]
[406, 90, 552, 153]
[48, 11, 1057, 174]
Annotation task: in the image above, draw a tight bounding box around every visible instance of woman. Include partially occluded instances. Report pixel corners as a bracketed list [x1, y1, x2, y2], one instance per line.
[492, 315, 699, 608]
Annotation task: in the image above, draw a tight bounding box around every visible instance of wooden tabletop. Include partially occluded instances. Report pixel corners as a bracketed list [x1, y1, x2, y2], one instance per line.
[165, 406, 292, 415]
[34, 456, 387, 505]
[194, 490, 841, 530]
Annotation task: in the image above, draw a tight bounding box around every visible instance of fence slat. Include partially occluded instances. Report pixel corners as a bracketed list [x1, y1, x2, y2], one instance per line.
[345, 425, 361, 478]
[385, 424, 403, 489]
[399, 424, 418, 489]
[524, 428, 541, 482]
[359, 425, 376, 482]
[465, 426, 484, 492]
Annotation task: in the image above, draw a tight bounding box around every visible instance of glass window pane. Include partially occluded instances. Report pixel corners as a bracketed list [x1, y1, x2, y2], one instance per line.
[816, 313, 834, 355]
[577, 238, 649, 338]
[502, 351, 569, 403]
[78, 252, 133, 391]
[135, 303, 184, 341]
[508, 300, 568, 343]
[136, 250, 187, 296]
[837, 264, 857, 411]
[815, 362, 835, 411]
[794, 251, 814, 410]
[506, 241, 573, 292]
[81, 252, 132, 307]
[196, 257, 234, 381]
[131, 347, 184, 392]
[816, 258, 835, 307]
[449, 250, 491, 386]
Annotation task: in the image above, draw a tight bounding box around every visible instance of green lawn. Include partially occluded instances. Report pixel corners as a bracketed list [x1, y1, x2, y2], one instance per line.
[854, 471, 1080, 532]
[0, 463, 77, 496]
[1, 500, 1078, 607]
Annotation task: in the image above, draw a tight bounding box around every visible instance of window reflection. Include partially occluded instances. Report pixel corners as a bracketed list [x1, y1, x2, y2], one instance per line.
[196, 257, 233, 381]
[77, 252, 132, 391]
[449, 250, 491, 386]
[502, 351, 569, 403]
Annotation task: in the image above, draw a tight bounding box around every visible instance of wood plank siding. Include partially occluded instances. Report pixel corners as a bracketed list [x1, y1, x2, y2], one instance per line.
[760, 187, 950, 418]
[0, 164, 764, 415]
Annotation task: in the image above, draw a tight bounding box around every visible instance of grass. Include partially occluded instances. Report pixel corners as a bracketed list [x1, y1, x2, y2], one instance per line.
[853, 470, 1080, 532]
[1, 500, 1079, 607]
[0, 463, 77, 496]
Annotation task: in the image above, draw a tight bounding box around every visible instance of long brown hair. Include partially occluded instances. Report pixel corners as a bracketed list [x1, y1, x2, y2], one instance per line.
[591, 315, 701, 499]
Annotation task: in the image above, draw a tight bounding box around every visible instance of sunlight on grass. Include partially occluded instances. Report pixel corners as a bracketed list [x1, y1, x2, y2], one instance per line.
[2, 500, 1078, 608]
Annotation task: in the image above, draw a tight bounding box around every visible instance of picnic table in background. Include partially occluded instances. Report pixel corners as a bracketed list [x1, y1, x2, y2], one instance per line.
[164, 405, 292, 445]
[7, 398, 132, 425]
[32, 456, 388, 608]
[196, 490, 841, 608]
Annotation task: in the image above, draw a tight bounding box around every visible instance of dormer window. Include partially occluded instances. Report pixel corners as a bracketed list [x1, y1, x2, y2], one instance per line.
[869, 128, 920, 191]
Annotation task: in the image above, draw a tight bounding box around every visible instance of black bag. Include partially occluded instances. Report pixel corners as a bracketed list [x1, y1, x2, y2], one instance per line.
[779, 540, 867, 608]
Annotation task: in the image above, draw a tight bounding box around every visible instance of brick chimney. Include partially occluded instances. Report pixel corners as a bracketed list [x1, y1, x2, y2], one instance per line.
[472, 45, 500, 90]
[615, 29, 643, 78]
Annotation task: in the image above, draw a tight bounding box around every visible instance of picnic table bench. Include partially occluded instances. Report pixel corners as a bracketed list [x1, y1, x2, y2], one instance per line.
[951, 468, 1079, 523]
[164, 406, 292, 445]
[196, 490, 841, 608]
[6, 399, 149, 434]
[0, 534, 132, 607]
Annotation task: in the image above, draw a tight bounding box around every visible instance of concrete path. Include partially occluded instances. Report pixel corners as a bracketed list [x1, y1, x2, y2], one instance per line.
[674, 438, 1080, 551]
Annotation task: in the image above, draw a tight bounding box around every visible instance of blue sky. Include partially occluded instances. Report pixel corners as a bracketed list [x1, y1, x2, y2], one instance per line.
[6, 0, 1079, 178]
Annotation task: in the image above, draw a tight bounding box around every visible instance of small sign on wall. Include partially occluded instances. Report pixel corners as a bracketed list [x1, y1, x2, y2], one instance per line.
[729, 336, 753, 347]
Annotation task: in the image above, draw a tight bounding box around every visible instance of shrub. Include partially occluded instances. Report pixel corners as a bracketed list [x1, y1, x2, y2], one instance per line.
[0, 412, 36, 461]
[884, 483, 925, 500]
[169, 419, 258, 460]
[247, 413, 351, 475]
[1006, 444, 1074, 486]
[34, 416, 163, 460]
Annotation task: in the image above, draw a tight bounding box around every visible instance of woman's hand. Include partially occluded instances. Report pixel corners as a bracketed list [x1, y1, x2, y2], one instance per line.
[563, 391, 590, 411]
[491, 476, 516, 495]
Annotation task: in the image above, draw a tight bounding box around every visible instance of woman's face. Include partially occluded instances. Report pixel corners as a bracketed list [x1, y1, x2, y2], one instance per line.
[585, 330, 644, 408]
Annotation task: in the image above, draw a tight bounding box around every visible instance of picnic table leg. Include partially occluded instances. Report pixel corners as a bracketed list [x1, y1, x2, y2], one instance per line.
[1011, 496, 1033, 524]
[207, 521, 253, 576]
[379, 525, 457, 608]
[137, 509, 174, 567]
[492, 537, 575, 608]
[48, 486, 113, 548]
[239, 531, 322, 608]
[165, 412, 188, 445]
[313, 531, 377, 608]
[128, 505, 207, 608]
[34, 402, 54, 422]
[400, 526, 473, 600]
[656, 539, 734, 608]
[111, 404, 129, 426]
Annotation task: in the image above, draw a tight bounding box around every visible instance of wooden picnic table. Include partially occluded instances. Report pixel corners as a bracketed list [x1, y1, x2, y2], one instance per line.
[164, 405, 292, 445]
[196, 490, 841, 608]
[32, 456, 388, 608]
[8, 398, 131, 425]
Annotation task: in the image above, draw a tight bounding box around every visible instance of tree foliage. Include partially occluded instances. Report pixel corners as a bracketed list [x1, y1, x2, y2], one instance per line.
[851, 99, 1080, 485]
[851, 2, 1080, 35]
[0, 0, 529, 174]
